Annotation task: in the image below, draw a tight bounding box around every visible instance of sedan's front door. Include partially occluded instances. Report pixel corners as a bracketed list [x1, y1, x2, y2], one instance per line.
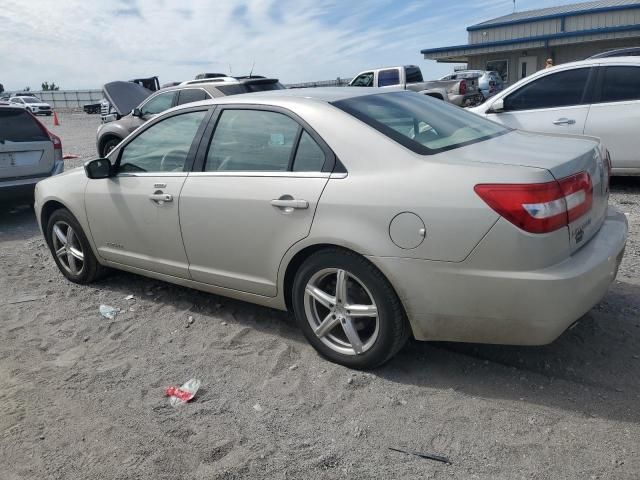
[179, 107, 334, 297]
[85, 108, 209, 277]
[489, 67, 593, 135]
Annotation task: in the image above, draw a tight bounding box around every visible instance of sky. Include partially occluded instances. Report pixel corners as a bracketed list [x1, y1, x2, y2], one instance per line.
[1, 0, 587, 91]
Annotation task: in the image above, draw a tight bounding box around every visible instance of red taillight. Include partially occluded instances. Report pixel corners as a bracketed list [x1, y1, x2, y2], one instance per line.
[49, 131, 62, 150]
[30, 112, 62, 150]
[459, 79, 467, 95]
[474, 172, 593, 234]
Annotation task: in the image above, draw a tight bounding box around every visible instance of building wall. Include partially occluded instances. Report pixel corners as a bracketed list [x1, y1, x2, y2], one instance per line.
[466, 37, 640, 85]
[468, 7, 640, 44]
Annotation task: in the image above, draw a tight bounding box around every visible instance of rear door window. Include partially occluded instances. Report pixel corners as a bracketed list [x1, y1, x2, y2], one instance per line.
[405, 67, 423, 83]
[177, 89, 210, 105]
[600, 66, 640, 102]
[378, 69, 400, 87]
[205, 110, 299, 172]
[504, 68, 590, 111]
[140, 91, 176, 116]
[293, 131, 326, 172]
[0, 109, 49, 143]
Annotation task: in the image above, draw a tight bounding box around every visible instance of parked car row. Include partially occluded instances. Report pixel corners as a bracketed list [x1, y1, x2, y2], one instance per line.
[96, 75, 285, 156]
[440, 69, 504, 100]
[34, 89, 627, 368]
[348, 65, 484, 106]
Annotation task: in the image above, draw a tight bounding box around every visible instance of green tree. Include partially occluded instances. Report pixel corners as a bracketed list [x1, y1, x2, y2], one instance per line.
[41, 82, 60, 91]
[0, 84, 4, 94]
[24, 86, 31, 92]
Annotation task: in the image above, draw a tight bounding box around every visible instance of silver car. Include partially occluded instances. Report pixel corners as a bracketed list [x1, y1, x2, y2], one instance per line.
[34, 89, 627, 369]
[1, 104, 63, 206]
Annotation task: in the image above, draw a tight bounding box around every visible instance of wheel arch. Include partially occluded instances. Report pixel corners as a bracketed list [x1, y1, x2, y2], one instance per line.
[281, 243, 409, 326]
[40, 199, 69, 236]
[98, 133, 123, 156]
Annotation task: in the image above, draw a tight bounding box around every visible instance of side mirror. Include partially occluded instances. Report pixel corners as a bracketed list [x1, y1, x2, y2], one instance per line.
[84, 158, 113, 179]
[488, 98, 504, 113]
[132, 107, 143, 117]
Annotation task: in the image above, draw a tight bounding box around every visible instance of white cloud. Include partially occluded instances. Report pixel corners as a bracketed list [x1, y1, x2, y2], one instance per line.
[0, 0, 579, 90]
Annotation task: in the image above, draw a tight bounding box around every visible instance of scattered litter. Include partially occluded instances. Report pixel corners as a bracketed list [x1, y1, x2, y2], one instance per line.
[221, 321, 228, 326]
[145, 291, 154, 296]
[99, 304, 118, 319]
[389, 447, 451, 465]
[187, 316, 195, 325]
[289, 364, 298, 371]
[3, 294, 46, 306]
[125, 294, 134, 300]
[83, 336, 90, 342]
[63, 153, 80, 160]
[165, 378, 201, 407]
[253, 403, 263, 412]
[38, 434, 45, 440]
[347, 377, 354, 385]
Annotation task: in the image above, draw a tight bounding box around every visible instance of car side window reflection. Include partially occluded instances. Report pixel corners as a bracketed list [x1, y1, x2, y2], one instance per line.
[140, 92, 176, 116]
[204, 110, 300, 172]
[118, 111, 206, 173]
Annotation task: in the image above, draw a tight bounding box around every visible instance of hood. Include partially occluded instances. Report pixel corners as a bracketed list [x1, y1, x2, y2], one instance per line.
[102, 81, 152, 116]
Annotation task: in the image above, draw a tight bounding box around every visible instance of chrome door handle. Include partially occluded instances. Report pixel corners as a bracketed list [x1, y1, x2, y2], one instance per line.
[553, 118, 576, 125]
[149, 193, 173, 203]
[270, 199, 309, 209]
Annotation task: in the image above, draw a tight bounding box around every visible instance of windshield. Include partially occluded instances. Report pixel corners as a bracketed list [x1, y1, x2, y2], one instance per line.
[332, 91, 509, 155]
[21, 97, 40, 103]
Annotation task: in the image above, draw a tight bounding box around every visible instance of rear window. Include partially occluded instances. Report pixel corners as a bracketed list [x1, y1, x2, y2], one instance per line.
[405, 67, 423, 83]
[332, 91, 509, 155]
[0, 109, 49, 143]
[216, 81, 285, 96]
[378, 69, 400, 87]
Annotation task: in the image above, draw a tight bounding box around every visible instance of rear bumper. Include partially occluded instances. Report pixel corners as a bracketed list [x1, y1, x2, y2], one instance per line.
[0, 160, 64, 205]
[370, 207, 628, 345]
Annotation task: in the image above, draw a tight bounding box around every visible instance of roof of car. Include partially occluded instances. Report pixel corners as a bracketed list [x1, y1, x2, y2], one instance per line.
[554, 56, 640, 68]
[213, 87, 389, 104]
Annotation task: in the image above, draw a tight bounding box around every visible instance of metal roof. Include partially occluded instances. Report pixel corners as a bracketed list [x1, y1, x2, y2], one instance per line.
[468, 0, 640, 31]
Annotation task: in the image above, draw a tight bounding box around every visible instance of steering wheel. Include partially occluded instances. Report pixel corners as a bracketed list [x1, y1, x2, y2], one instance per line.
[160, 149, 187, 171]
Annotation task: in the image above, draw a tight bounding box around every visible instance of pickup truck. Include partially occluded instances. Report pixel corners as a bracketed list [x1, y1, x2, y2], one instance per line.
[348, 65, 483, 107]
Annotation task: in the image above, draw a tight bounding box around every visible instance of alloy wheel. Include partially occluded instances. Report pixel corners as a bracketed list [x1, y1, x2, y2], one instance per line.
[51, 221, 85, 276]
[303, 268, 379, 356]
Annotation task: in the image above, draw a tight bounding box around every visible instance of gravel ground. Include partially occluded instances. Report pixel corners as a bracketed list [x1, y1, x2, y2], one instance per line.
[1, 111, 639, 479]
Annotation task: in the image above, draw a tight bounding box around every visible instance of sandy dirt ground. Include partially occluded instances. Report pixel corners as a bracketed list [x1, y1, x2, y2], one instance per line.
[1, 111, 639, 479]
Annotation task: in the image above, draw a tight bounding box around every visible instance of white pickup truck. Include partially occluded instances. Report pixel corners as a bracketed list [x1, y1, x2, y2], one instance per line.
[348, 65, 483, 107]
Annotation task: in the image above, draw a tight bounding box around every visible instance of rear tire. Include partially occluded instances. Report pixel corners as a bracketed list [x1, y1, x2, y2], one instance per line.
[292, 248, 409, 369]
[46, 209, 105, 284]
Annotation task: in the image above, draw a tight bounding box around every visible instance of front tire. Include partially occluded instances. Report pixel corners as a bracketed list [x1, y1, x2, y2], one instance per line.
[101, 137, 121, 157]
[46, 209, 105, 284]
[292, 248, 409, 369]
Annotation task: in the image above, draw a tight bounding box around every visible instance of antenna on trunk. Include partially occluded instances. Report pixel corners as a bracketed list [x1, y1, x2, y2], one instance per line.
[249, 60, 255, 78]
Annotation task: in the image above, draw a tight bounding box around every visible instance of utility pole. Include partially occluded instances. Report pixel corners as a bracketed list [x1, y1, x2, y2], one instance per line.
[513, 0, 516, 13]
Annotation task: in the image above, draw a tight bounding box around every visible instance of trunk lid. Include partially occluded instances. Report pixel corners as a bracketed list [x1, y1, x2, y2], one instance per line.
[102, 81, 153, 117]
[0, 108, 54, 179]
[460, 129, 609, 252]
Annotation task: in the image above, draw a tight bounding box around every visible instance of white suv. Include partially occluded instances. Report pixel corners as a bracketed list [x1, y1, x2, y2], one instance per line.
[9, 96, 53, 116]
[470, 57, 640, 175]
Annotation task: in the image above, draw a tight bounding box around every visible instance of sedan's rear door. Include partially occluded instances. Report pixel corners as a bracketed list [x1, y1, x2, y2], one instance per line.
[0, 109, 54, 180]
[583, 64, 640, 171]
[179, 106, 335, 297]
